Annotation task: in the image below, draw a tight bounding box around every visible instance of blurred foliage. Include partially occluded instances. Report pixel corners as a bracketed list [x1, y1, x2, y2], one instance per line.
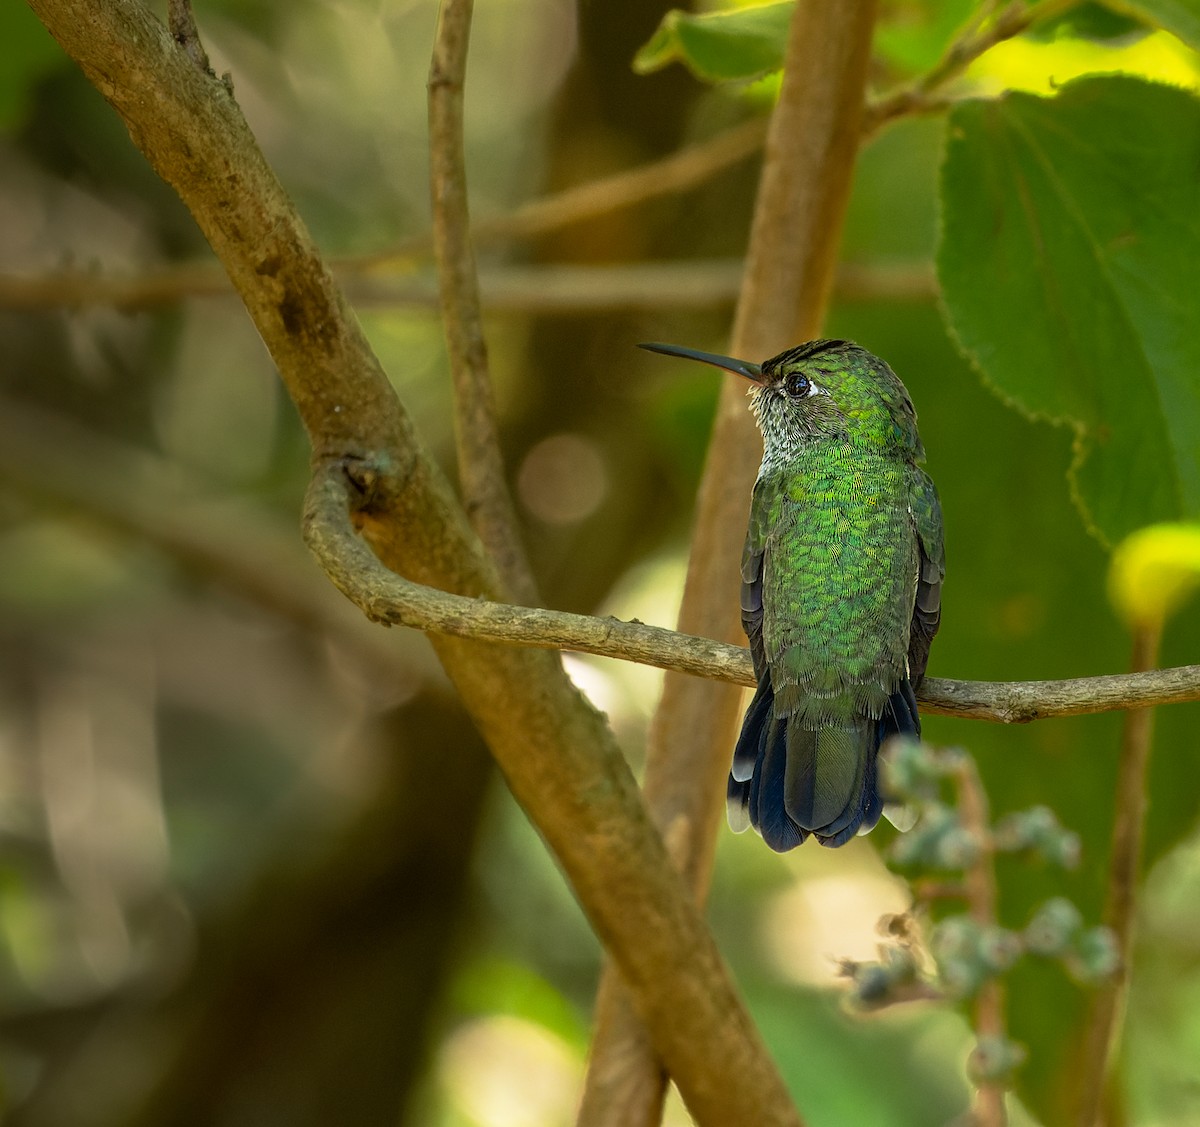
[1, 1, 1199, 1126]
[1109, 522, 1200, 627]
[0, 5, 65, 130]
[1120, 0, 1200, 49]
[846, 740, 1118, 1088]
[634, 2, 793, 82]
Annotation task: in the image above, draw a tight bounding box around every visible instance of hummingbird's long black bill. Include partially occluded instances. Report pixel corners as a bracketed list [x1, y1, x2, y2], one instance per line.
[639, 342, 763, 383]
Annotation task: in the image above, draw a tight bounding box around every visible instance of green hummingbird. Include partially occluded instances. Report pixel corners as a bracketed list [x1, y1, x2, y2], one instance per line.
[641, 339, 944, 850]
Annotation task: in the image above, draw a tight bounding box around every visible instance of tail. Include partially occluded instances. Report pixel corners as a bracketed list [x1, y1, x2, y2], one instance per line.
[727, 677, 920, 851]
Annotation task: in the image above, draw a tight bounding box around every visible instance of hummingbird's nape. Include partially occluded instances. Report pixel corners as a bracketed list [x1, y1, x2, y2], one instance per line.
[641, 339, 945, 853]
[638, 342, 763, 383]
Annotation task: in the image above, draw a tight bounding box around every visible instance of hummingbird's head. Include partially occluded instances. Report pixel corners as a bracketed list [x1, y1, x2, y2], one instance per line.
[639, 339, 922, 461]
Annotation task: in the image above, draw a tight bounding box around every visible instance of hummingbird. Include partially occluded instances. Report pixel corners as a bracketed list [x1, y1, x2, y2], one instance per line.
[641, 339, 944, 850]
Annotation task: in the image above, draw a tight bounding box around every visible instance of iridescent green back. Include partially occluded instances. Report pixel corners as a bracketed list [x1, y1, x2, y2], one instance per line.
[750, 449, 919, 724]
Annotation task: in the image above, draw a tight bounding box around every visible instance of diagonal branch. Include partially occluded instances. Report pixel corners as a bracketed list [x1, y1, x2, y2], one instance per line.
[357, 115, 770, 270]
[25, 2, 799, 1122]
[864, 0, 1082, 134]
[428, 0, 537, 602]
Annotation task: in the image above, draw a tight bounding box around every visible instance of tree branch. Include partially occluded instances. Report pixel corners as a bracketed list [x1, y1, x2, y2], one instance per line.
[0, 115, 769, 312]
[7, 0, 1082, 324]
[299, 486, 1200, 721]
[428, 0, 537, 602]
[864, 0, 1083, 134]
[25, 2, 799, 1121]
[0, 258, 935, 313]
[356, 115, 770, 270]
[167, 0, 211, 75]
[9, 391, 1186, 731]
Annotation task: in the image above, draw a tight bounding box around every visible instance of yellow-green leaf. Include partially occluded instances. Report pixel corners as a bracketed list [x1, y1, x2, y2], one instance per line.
[633, 3, 793, 83]
[1109, 523, 1200, 627]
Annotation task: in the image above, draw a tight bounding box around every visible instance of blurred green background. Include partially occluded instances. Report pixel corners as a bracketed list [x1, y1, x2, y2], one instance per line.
[0, 1, 1198, 1124]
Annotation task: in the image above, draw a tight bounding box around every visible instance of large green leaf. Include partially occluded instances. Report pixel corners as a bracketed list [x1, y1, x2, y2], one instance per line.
[633, 3, 793, 82]
[1115, 0, 1200, 49]
[1027, 1, 1150, 42]
[938, 75, 1200, 545]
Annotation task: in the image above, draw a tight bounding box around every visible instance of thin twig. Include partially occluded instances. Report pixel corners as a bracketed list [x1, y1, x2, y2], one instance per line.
[1076, 622, 1163, 1126]
[864, 0, 1083, 134]
[0, 118, 769, 312]
[428, 0, 537, 603]
[7, 0, 1077, 323]
[956, 758, 1007, 1127]
[352, 116, 769, 271]
[301, 459, 1200, 720]
[167, 0, 212, 75]
[913, 879, 970, 903]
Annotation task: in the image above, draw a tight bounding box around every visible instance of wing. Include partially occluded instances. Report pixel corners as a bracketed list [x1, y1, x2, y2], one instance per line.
[907, 467, 945, 684]
[740, 475, 774, 681]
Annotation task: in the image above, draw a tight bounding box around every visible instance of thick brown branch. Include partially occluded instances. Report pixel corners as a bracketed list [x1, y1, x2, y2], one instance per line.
[428, 0, 537, 602]
[579, 2, 881, 1123]
[27, 3, 798, 1122]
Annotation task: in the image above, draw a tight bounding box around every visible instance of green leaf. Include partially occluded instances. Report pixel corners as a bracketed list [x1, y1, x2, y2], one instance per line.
[633, 3, 793, 83]
[937, 75, 1200, 544]
[1115, 0, 1200, 50]
[1027, 2, 1150, 42]
[874, 0, 977, 75]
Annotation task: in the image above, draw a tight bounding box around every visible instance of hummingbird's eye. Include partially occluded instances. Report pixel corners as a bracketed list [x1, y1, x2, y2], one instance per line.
[784, 372, 812, 399]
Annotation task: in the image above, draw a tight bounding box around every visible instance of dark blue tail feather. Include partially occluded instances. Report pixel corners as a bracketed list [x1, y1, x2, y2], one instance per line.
[755, 716, 804, 851]
[726, 674, 922, 851]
